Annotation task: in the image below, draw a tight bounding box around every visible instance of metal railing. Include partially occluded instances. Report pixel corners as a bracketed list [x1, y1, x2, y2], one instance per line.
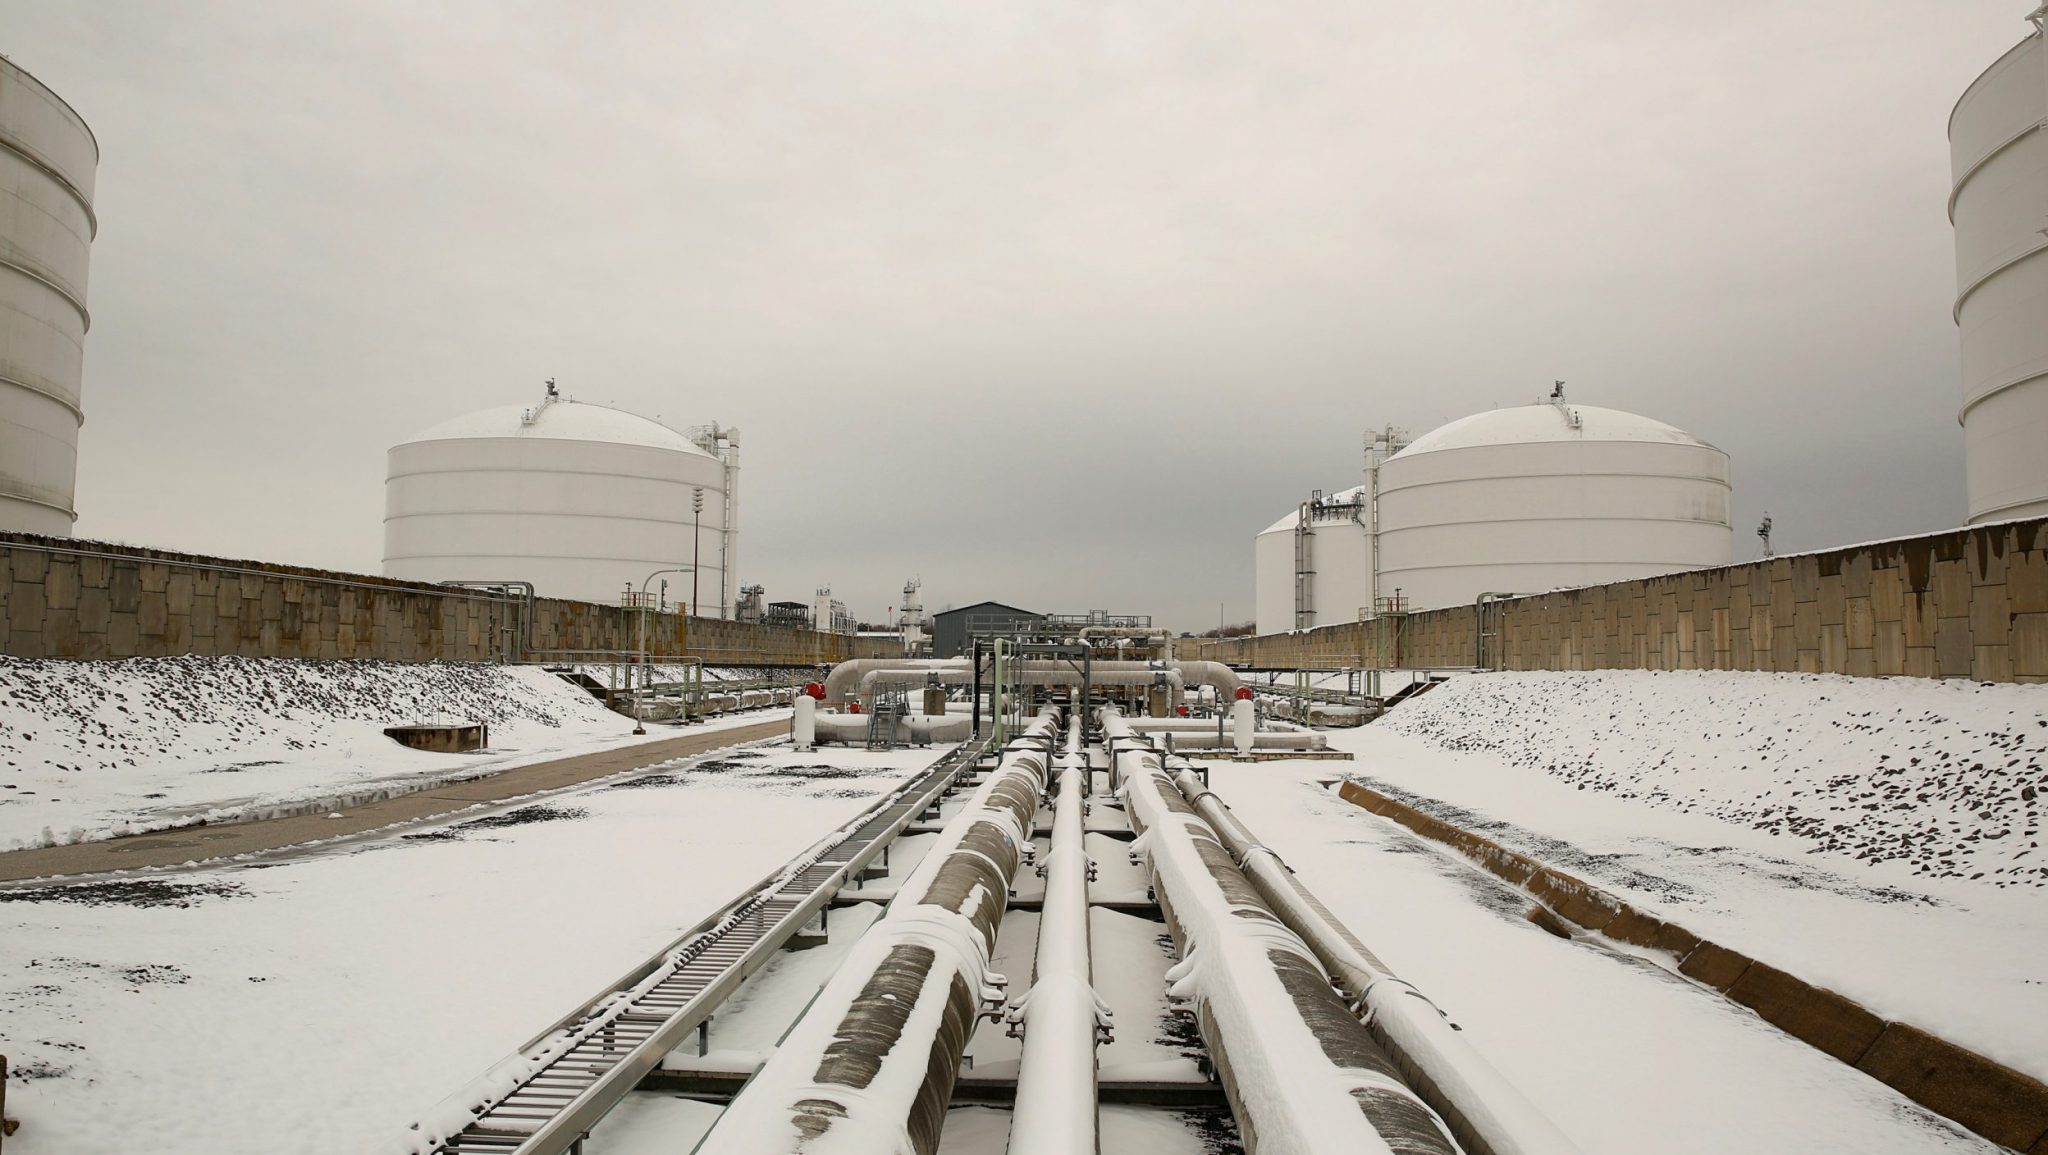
[419, 736, 993, 1155]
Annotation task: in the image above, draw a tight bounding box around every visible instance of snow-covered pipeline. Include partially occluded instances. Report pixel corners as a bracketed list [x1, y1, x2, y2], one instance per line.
[854, 666, 1187, 700]
[1005, 713, 1111, 1155]
[1107, 707, 1462, 1155]
[694, 711, 1061, 1155]
[1171, 767, 1581, 1155]
[821, 658, 1241, 704]
[809, 712, 976, 745]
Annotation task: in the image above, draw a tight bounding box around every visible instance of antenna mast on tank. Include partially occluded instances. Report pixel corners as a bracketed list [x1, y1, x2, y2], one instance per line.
[522, 378, 561, 427]
[1549, 380, 1583, 429]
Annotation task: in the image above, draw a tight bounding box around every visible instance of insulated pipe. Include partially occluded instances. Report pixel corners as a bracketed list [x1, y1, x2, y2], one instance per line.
[1105, 709, 1460, 1155]
[1170, 660, 1243, 699]
[811, 713, 974, 745]
[1006, 713, 1107, 1155]
[1080, 626, 1175, 660]
[696, 712, 1061, 1155]
[823, 658, 965, 704]
[1153, 732, 1328, 752]
[827, 658, 1192, 705]
[1119, 718, 1312, 734]
[856, 668, 975, 696]
[1170, 768, 1582, 1155]
[855, 666, 1192, 698]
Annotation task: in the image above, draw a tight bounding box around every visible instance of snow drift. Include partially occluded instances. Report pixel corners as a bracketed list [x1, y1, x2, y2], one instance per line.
[1380, 670, 2048, 887]
[0, 656, 645, 849]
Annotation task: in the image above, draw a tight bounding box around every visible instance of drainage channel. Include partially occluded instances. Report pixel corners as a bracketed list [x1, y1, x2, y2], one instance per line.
[407, 736, 994, 1155]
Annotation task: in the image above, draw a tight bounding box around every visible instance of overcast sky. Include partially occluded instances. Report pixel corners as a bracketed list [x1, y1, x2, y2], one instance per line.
[4, 1, 2029, 630]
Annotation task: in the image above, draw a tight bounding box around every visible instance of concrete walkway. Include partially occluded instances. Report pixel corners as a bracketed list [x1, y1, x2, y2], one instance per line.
[0, 718, 790, 885]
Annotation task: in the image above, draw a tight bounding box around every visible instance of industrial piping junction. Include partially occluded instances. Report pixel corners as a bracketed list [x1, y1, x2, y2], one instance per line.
[408, 623, 1577, 1155]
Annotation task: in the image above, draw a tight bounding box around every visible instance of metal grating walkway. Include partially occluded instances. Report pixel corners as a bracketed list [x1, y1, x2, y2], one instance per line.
[426, 737, 991, 1155]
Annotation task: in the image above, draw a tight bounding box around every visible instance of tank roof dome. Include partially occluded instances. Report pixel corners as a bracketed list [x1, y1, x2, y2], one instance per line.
[399, 399, 709, 456]
[1395, 403, 1716, 458]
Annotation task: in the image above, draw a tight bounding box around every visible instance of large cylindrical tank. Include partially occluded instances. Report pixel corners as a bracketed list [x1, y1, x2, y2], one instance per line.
[1253, 486, 1370, 635]
[0, 57, 97, 535]
[1951, 27, 2048, 524]
[384, 396, 733, 609]
[1375, 402, 1731, 611]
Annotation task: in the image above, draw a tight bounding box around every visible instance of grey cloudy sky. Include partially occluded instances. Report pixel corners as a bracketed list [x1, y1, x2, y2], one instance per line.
[3, 1, 2028, 629]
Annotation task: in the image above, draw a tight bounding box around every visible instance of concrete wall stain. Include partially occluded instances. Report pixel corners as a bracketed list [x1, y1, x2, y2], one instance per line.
[1186, 517, 2048, 683]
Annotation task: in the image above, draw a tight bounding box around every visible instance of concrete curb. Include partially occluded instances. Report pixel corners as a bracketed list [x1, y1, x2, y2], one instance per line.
[1336, 778, 2048, 1153]
[0, 718, 792, 884]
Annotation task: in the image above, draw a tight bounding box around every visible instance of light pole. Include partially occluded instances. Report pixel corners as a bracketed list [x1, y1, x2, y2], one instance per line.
[634, 566, 693, 735]
[691, 487, 704, 617]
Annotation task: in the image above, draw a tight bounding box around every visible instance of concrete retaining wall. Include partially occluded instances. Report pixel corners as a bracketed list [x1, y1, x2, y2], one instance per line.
[1187, 518, 2048, 683]
[0, 533, 901, 665]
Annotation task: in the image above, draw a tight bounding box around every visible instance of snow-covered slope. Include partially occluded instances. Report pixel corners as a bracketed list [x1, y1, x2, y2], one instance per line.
[1381, 670, 2048, 887]
[0, 657, 660, 849]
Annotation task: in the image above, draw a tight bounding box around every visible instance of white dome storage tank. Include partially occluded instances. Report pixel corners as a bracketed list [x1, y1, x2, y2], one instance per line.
[1253, 487, 1370, 635]
[1375, 399, 1731, 612]
[1951, 24, 2048, 523]
[384, 390, 739, 611]
[0, 57, 97, 535]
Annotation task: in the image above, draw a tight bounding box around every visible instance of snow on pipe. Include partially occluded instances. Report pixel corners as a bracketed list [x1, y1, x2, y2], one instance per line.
[822, 658, 965, 704]
[1154, 732, 1328, 752]
[856, 668, 975, 694]
[825, 659, 1216, 704]
[856, 666, 1191, 695]
[1170, 659, 1243, 699]
[1120, 718, 1311, 734]
[1005, 713, 1109, 1155]
[811, 712, 975, 745]
[695, 711, 1062, 1155]
[1169, 768, 1582, 1155]
[1080, 625, 1175, 658]
[1105, 708, 1462, 1155]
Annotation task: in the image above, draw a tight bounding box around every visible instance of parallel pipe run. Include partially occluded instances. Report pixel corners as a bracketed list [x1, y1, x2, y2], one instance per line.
[1169, 768, 1581, 1155]
[1006, 714, 1109, 1155]
[854, 666, 1188, 699]
[811, 712, 974, 746]
[695, 712, 1062, 1155]
[825, 658, 1231, 706]
[1106, 709, 1462, 1155]
[1155, 732, 1328, 753]
[822, 658, 961, 704]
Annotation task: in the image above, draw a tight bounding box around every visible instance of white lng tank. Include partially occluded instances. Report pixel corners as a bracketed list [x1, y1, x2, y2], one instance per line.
[0, 57, 97, 535]
[1375, 401, 1731, 611]
[383, 394, 735, 610]
[1951, 24, 2048, 524]
[1254, 488, 1368, 635]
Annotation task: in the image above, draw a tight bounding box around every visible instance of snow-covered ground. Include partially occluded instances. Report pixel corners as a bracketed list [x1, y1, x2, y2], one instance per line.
[1208, 759, 2008, 1155]
[0, 740, 935, 1155]
[1329, 669, 2048, 1083]
[589, 764, 1226, 1155]
[0, 656, 785, 851]
[1381, 670, 2047, 886]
